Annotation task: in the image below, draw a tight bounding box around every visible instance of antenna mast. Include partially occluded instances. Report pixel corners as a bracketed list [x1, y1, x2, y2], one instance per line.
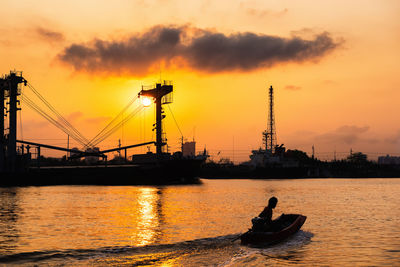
[263, 85, 277, 154]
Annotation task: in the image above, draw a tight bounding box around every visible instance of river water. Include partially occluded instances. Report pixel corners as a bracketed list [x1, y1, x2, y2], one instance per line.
[1, 178, 400, 266]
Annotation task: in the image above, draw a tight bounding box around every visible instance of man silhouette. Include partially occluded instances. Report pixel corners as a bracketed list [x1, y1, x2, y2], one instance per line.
[259, 197, 277, 222]
[251, 196, 279, 231]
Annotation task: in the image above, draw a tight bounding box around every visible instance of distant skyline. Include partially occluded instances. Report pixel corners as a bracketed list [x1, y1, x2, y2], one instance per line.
[1, 0, 399, 162]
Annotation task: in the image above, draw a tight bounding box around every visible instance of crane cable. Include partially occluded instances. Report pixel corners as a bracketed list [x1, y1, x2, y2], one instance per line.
[85, 95, 139, 148]
[25, 82, 89, 145]
[22, 81, 146, 148]
[21, 93, 87, 146]
[21, 93, 88, 146]
[90, 105, 144, 147]
[89, 105, 145, 147]
[167, 105, 183, 138]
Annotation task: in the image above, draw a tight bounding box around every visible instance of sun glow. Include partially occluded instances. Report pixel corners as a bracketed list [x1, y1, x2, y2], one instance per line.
[141, 97, 152, 107]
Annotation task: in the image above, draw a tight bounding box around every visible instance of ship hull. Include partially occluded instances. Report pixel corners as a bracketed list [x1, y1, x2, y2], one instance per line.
[0, 158, 203, 186]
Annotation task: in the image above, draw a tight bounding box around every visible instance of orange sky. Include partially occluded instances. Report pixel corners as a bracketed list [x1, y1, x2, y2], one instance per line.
[1, 0, 400, 162]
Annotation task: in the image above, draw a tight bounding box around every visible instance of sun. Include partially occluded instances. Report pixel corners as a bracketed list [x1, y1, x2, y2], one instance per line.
[142, 97, 152, 107]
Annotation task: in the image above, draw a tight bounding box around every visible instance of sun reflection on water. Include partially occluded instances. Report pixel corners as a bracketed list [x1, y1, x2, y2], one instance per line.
[132, 188, 162, 246]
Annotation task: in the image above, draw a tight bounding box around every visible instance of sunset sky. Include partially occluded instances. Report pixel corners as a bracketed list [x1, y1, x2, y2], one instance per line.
[1, 0, 399, 162]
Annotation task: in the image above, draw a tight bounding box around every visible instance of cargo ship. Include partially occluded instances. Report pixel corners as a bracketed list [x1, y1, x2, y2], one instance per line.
[0, 72, 207, 186]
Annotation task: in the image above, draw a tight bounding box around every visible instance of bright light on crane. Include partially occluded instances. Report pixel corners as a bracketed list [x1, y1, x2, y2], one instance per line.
[142, 97, 152, 107]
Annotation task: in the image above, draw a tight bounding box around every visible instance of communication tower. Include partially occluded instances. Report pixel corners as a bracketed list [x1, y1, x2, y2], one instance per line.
[263, 85, 277, 153]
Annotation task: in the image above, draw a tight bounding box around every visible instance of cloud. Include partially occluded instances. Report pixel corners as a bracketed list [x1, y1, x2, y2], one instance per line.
[315, 125, 371, 145]
[58, 25, 342, 76]
[245, 7, 288, 18]
[385, 130, 400, 144]
[0, 26, 65, 48]
[65, 113, 111, 124]
[239, 3, 288, 18]
[36, 27, 65, 43]
[290, 28, 316, 37]
[336, 125, 370, 134]
[322, 79, 338, 85]
[21, 120, 50, 131]
[284, 85, 302, 90]
[66, 111, 83, 122]
[85, 116, 111, 124]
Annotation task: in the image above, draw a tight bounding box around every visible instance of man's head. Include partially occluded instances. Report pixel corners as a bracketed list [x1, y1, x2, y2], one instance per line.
[268, 197, 278, 208]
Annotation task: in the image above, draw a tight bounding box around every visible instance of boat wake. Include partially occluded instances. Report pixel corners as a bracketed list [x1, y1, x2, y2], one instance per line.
[0, 234, 240, 265]
[0, 231, 313, 266]
[224, 230, 314, 266]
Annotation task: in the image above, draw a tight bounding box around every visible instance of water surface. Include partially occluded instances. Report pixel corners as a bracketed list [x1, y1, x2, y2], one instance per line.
[1, 178, 400, 266]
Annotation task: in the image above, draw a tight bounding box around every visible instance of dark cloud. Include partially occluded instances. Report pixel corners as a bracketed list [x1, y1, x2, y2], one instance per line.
[58, 25, 342, 76]
[36, 27, 65, 43]
[284, 85, 302, 90]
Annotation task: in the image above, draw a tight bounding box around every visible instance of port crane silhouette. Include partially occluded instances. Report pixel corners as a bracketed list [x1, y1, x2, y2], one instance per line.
[0, 71, 173, 173]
